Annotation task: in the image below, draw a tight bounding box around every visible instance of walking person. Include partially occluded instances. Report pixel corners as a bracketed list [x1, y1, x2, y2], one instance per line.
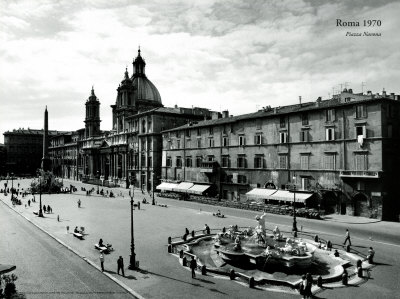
[343, 229, 351, 246]
[304, 273, 313, 298]
[43, 205, 47, 213]
[117, 256, 125, 276]
[100, 251, 105, 272]
[190, 256, 197, 278]
[28, 199, 31, 207]
[78, 199, 81, 208]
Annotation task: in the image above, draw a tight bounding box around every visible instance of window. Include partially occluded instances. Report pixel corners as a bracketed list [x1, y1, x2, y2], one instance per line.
[185, 130, 191, 137]
[254, 155, 263, 168]
[147, 156, 152, 168]
[209, 127, 213, 135]
[177, 139, 181, 149]
[237, 155, 246, 168]
[148, 120, 152, 133]
[326, 128, 335, 141]
[166, 156, 172, 167]
[196, 138, 202, 148]
[185, 156, 192, 167]
[238, 175, 247, 184]
[141, 154, 146, 167]
[387, 124, 393, 138]
[326, 109, 335, 121]
[300, 130, 309, 142]
[300, 155, 309, 170]
[142, 120, 146, 133]
[186, 139, 191, 149]
[167, 140, 172, 150]
[176, 156, 182, 168]
[301, 113, 309, 125]
[197, 128, 201, 136]
[280, 116, 286, 128]
[196, 156, 202, 167]
[301, 178, 310, 190]
[256, 120, 262, 130]
[254, 134, 262, 145]
[239, 135, 246, 146]
[279, 155, 287, 169]
[279, 132, 287, 143]
[222, 155, 230, 168]
[355, 125, 367, 138]
[324, 154, 336, 170]
[148, 140, 152, 151]
[207, 155, 215, 162]
[356, 104, 367, 118]
[222, 136, 229, 147]
[208, 138, 214, 147]
[355, 153, 367, 170]
[175, 131, 180, 138]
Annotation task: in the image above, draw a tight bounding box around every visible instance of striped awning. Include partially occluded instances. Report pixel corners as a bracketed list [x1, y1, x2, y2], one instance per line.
[268, 190, 312, 203]
[187, 184, 211, 195]
[172, 182, 194, 192]
[246, 188, 277, 201]
[156, 182, 179, 191]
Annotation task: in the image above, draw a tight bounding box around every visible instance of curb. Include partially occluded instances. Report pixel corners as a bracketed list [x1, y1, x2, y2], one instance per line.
[0, 198, 145, 299]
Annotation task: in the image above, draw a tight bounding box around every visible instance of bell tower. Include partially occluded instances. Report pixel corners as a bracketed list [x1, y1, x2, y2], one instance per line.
[84, 86, 101, 138]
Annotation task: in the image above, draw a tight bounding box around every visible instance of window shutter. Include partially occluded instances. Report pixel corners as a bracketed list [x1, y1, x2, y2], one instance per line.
[237, 158, 239, 167]
[362, 126, 367, 138]
[263, 158, 266, 168]
[254, 135, 257, 144]
[299, 131, 303, 142]
[331, 130, 335, 140]
[254, 157, 257, 168]
[326, 129, 329, 140]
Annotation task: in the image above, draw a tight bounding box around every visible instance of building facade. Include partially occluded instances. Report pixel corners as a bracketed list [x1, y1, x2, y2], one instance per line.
[49, 49, 217, 189]
[161, 90, 400, 221]
[3, 127, 64, 176]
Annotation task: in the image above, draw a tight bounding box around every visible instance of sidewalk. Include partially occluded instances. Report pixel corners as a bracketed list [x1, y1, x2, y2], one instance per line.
[322, 214, 381, 224]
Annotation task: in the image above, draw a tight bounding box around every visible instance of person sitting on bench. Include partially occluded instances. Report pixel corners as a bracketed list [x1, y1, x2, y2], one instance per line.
[74, 226, 79, 233]
[99, 238, 104, 247]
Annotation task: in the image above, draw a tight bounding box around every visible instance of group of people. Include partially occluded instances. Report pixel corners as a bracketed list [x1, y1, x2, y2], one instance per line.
[42, 205, 53, 213]
[98, 252, 125, 276]
[299, 273, 313, 299]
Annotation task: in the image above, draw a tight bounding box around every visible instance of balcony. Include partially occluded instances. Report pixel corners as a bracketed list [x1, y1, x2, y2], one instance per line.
[200, 161, 218, 173]
[339, 170, 380, 178]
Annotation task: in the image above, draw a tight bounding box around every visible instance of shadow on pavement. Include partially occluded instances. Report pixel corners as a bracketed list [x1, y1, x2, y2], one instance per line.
[140, 269, 214, 288]
[123, 275, 137, 280]
[194, 277, 215, 284]
[104, 270, 117, 274]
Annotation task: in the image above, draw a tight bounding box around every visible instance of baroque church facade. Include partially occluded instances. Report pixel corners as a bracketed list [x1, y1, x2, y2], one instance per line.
[49, 49, 217, 189]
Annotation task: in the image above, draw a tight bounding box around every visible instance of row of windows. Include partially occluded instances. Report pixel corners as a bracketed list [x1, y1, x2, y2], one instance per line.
[164, 153, 368, 170]
[166, 125, 371, 149]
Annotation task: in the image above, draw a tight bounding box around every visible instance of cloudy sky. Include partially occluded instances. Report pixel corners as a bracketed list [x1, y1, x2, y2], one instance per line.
[1, 0, 399, 143]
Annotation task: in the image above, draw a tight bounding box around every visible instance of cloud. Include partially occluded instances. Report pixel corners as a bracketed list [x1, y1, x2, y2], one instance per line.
[0, 0, 399, 143]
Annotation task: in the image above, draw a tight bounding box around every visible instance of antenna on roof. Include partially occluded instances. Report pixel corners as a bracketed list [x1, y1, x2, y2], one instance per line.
[361, 82, 366, 94]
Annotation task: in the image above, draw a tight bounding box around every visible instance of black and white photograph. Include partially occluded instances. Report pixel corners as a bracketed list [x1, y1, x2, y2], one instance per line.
[0, 1, 399, 298]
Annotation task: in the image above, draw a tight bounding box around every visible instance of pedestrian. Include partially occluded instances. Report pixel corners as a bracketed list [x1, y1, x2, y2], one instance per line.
[190, 256, 197, 278]
[117, 256, 125, 276]
[43, 205, 47, 213]
[57, 215, 60, 222]
[47, 205, 51, 213]
[28, 199, 31, 206]
[137, 201, 140, 210]
[343, 229, 351, 246]
[304, 273, 313, 298]
[334, 249, 339, 257]
[78, 199, 81, 208]
[67, 226, 69, 234]
[100, 251, 105, 272]
[204, 224, 210, 235]
[299, 274, 306, 299]
[368, 247, 375, 264]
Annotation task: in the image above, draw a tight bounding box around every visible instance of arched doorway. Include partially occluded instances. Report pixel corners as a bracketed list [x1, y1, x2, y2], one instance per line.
[353, 192, 368, 216]
[322, 191, 338, 214]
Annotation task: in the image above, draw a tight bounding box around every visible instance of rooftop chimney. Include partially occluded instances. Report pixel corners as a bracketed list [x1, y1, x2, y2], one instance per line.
[348, 89, 353, 93]
[222, 110, 229, 118]
[299, 96, 302, 107]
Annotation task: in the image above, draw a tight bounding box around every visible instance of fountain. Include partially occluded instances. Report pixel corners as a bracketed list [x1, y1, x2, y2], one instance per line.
[214, 213, 316, 270]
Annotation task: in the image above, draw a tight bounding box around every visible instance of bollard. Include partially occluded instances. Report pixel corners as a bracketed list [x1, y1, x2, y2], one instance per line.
[314, 235, 319, 242]
[179, 249, 184, 258]
[357, 266, 363, 278]
[342, 272, 348, 285]
[317, 275, 323, 287]
[168, 244, 172, 253]
[182, 256, 187, 267]
[191, 230, 195, 238]
[249, 277, 255, 288]
[346, 244, 351, 252]
[229, 269, 235, 280]
[168, 236, 172, 244]
[201, 265, 207, 275]
[222, 227, 226, 233]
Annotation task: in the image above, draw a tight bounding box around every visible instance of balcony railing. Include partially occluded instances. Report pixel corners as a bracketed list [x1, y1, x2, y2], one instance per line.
[200, 161, 218, 173]
[339, 170, 380, 178]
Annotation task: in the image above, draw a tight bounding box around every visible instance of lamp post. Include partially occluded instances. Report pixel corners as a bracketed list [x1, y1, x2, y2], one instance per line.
[152, 172, 155, 205]
[128, 179, 136, 270]
[38, 172, 44, 217]
[10, 172, 14, 199]
[292, 175, 298, 237]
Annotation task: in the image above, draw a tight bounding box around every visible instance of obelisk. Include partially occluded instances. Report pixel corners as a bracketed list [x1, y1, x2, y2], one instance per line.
[41, 106, 51, 171]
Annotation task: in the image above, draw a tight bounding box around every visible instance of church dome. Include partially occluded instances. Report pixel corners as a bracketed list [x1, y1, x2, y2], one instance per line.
[131, 48, 162, 104]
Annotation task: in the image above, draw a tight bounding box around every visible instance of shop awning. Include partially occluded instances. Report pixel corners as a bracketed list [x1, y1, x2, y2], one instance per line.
[172, 182, 194, 193]
[268, 190, 313, 203]
[246, 188, 277, 201]
[0, 264, 16, 274]
[156, 182, 179, 191]
[187, 184, 211, 195]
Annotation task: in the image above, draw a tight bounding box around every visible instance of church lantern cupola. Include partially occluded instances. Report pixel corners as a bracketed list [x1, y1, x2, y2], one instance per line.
[132, 47, 146, 77]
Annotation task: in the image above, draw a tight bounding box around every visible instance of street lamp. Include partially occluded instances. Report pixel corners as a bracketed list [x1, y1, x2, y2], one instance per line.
[10, 172, 14, 199]
[292, 175, 298, 237]
[128, 179, 136, 270]
[152, 172, 155, 205]
[38, 172, 44, 217]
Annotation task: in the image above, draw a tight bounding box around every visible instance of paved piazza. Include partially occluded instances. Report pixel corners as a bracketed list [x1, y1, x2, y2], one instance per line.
[1, 178, 400, 299]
